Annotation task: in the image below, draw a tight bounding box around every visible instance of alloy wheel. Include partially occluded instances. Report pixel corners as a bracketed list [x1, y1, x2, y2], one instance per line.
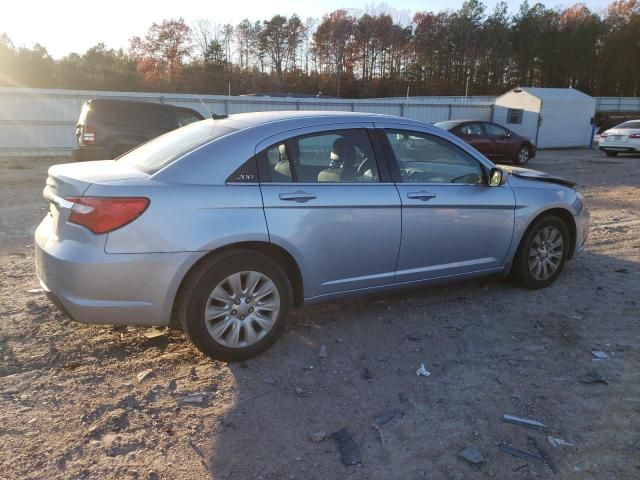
[528, 226, 564, 281]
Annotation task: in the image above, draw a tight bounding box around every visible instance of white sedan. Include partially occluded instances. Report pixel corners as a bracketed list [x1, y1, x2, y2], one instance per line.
[599, 120, 640, 157]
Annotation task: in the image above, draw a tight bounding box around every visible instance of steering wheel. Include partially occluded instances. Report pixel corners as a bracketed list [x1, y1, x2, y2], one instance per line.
[356, 157, 373, 177]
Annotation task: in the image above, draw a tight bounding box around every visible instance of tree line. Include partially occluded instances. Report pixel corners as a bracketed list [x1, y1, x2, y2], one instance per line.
[1, 0, 639, 98]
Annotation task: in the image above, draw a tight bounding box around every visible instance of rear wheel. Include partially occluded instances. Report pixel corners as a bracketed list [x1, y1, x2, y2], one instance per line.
[605, 151, 618, 157]
[512, 216, 569, 289]
[514, 145, 530, 165]
[177, 250, 293, 361]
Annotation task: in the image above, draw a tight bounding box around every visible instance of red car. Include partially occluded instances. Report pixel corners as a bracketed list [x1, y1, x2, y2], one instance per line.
[435, 120, 536, 165]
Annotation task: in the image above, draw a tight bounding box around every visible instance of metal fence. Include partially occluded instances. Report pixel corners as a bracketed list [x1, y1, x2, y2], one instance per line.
[595, 97, 640, 112]
[0, 88, 494, 157]
[0, 87, 637, 157]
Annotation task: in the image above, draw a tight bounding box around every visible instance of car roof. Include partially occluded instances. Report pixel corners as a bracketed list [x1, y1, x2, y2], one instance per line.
[217, 110, 428, 130]
[87, 98, 193, 111]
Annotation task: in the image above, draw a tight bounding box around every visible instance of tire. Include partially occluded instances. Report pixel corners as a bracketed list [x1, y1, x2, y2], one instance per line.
[177, 249, 293, 361]
[605, 151, 618, 157]
[514, 145, 530, 165]
[512, 215, 570, 289]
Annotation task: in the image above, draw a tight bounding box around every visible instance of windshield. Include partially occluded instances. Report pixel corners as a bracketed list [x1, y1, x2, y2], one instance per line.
[615, 121, 640, 130]
[118, 119, 238, 174]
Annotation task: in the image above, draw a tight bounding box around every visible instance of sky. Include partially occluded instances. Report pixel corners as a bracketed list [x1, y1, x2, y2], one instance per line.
[1, 0, 615, 59]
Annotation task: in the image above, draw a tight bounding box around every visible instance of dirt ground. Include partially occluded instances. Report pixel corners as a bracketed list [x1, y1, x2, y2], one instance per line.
[1, 150, 639, 480]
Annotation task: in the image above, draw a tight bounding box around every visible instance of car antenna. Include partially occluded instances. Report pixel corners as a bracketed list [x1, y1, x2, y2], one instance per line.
[193, 92, 228, 120]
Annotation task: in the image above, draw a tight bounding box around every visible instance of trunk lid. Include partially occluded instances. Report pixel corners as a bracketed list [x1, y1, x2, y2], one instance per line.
[43, 160, 149, 236]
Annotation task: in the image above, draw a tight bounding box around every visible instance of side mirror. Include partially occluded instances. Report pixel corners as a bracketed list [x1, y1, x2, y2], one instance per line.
[505, 131, 512, 138]
[489, 168, 504, 187]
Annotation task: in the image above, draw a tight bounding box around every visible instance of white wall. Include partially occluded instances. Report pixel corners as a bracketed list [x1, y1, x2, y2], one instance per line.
[538, 100, 596, 148]
[493, 91, 541, 144]
[0, 88, 493, 157]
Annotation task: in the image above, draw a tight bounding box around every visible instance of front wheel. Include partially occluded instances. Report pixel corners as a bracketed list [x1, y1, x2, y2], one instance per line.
[512, 216, 570, 289]
[177, 250, 293, 361]
[514, 145, 530, 165]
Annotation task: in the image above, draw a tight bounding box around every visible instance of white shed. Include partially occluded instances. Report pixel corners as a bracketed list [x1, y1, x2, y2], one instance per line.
[492, 87, 596, 148]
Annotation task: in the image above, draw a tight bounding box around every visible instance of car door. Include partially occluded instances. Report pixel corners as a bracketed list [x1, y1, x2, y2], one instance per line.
[257, 125, 402, 300]
[456, 122, 493, 156]
[377, 125, 515, 283]
[484, 122, 515, 159]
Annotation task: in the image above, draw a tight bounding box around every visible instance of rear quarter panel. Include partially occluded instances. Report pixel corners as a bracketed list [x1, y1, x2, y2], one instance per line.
[87, 181, 269, 254]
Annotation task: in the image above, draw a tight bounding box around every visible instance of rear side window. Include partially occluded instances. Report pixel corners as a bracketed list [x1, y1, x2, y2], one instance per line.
[484, 123, 508, 137]
[136, 105, 174, 129]
[89, 102, 131, 127]
[118, 120, 237, 174]
[175, 109, 203, 127]
[257, 129, 380, 183]
[459, 124, 484, 136]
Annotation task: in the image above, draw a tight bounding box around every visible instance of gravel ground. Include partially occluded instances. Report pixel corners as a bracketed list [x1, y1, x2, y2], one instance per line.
[1, 150, 639, 479]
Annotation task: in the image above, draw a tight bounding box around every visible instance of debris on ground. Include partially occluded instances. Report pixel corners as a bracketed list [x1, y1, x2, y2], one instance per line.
[591, 350, 609, 359]
[331, 428, 361, 466]
[309, 431, 326, 443]
[181, 393, 206, 404]
[547, 436, 574, 448]
[459, 446, 485, 465]
[136, 369, 154, 382]
[499, 445, 544, 464]
[528, 435, 558, 474]
[141, 328, 169, 339]
[27, 288, 43, 293]
[318, 344, 327, 358]
[373, 409, 401, 426]
[502, 414, 547, 431]
[416, 363, 431, 377]
[398, 392, 430, 422]
[578, 370, 609, 385]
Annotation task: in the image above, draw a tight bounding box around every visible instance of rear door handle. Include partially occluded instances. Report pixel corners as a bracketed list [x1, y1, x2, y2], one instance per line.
[407, 191, 436, 201]
[279, 191, 316, 202]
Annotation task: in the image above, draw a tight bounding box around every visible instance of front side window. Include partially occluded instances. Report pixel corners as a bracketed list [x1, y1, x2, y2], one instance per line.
[385, 130, 484, 185]
[258, 129, 380, 183]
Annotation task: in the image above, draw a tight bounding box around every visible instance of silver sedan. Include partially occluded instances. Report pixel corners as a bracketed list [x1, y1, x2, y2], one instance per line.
[36, 112, 590, 360]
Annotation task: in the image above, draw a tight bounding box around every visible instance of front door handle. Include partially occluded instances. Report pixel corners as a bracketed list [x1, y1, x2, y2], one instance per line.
[407, 191, 437, 201]
[279, 191, 317, 202]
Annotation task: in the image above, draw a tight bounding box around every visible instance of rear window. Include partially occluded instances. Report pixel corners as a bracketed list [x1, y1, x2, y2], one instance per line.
[615, 121, 640, 129]
[89, 102, 131, 127]
[118, 120, 238, 174]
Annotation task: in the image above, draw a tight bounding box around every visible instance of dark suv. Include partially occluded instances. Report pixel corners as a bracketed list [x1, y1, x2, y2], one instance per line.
[73, 99, 204, 161]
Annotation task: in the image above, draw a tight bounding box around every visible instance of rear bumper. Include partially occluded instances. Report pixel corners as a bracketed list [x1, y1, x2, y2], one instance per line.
[35, 216, 202, 327]
[72, 145, 107, 161]
[598, 143, 639, 153]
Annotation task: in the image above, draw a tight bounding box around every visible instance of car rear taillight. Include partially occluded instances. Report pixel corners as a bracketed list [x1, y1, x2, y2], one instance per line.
[601, 132, 608, 138]
[65, 197, 149, 234]
[629, 133, 640, 139]
[83, 126, 96, 145]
